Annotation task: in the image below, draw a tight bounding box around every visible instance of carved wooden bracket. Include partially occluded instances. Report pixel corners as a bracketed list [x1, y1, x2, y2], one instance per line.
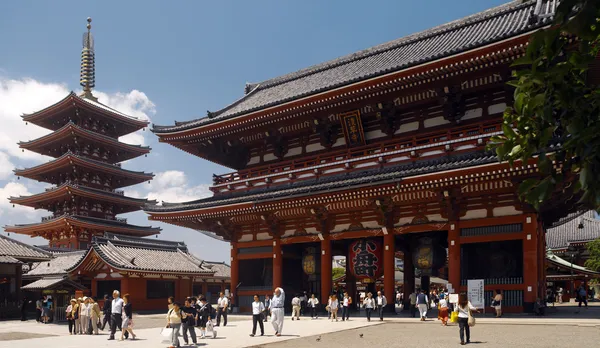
[437, 85, 465, 124]
[313, 118, 340, 149]
[309, 206, 334, 233]
[372, 196, 396, 227]
[376, 102, 400, 136]
[261, 213, 282, 237]
[199, 139, 250, 169]
[438, 187, 462, 221]
[264, 129, 289, 160]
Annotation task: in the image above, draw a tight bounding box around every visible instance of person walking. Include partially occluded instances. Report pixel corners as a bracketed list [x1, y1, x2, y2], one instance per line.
[35, 296, 43, 323]
[41, 295, 49, 324]
[263, 294, 271, 323]
[181, 299, 197, 345]
[270, 287, 285, 336]
[166, 301, 183, 348]
[66, 299, 77, 335]
[80, 297, 90, 334]
[20, 296, 30, 321]
[216, 292, 228, 327]
[492, 290, 503, 318]
[408, 291, 417, 318]
[375, 291, 387, 321]
[197, 297, 216, 339]
[119, 294, 136, 341]
[438, 295, 449, 326]
[342, 292, 351, 321]
[250, 294, 265, 337]
[557, 287, 563, 304]
[291, 295, 301, 320]
[363, 292, 375, 322]
[300, 291, 308, 316]
[108, 290, 124, 340]
[307, 294, 319, 319]
[577, 285, 588, 309]
[90, 297, 101, 335]
[416, 289, 429, 321]
[101, 294, 111, 330]
[329, 295, 339, 322]
[454, 293, 478, 345]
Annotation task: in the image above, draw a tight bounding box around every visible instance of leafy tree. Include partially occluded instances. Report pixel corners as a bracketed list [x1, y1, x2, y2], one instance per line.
[332, 267, 345, 280]
[585, 238, 600, 272]
[488, 0, 600, 211]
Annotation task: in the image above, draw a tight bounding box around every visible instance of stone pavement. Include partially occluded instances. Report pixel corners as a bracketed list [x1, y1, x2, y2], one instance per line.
[1, 311, 599, 348]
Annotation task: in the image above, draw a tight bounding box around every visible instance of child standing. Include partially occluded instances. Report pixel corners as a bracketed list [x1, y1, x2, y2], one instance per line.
[250, 294, 265, 337]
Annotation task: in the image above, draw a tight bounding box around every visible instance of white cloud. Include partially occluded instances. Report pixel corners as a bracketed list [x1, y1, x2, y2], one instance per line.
[0, 182, 43, 220]
[0, 151, 14, 179]
[146, 170, 212, 204]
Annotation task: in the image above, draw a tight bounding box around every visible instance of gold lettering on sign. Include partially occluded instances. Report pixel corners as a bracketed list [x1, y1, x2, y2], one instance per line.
[339, 110, 366, 147]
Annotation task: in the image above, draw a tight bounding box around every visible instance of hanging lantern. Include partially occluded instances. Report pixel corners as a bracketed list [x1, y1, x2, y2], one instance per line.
[348, 238, 383, 282]
[302, 254, 316, 275]
[412, 237, 446, 276]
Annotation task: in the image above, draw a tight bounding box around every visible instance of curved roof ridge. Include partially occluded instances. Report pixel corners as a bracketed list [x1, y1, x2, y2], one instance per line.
[21, 92, 76, 118]
[18, 122, 151, 151]
[255, 0, 530, 90]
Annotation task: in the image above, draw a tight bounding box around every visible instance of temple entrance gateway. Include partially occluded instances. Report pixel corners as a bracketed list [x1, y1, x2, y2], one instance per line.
[146, 0, 565, 313]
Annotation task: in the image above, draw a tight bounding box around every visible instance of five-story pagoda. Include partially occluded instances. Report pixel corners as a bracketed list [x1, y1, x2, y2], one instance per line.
[5, 18, 161, 249]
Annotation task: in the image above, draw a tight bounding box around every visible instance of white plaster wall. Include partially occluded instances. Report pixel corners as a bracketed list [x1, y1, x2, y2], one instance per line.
[306, 143, 326, 153]
[285, 147, 302, 157]
[462, 108, 483, 121]
[424, 116, 451, 128]
[488, 103, 507, 115]
[462, 209, 488, 220]
[365, 129, 386, 141]
[238, 234, 253, 242]
[492, 206, 523, 217]
[395, 121, 419, 134]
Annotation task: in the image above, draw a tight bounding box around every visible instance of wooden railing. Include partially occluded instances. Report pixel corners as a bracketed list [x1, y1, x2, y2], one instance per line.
[211, 121, 502, 193]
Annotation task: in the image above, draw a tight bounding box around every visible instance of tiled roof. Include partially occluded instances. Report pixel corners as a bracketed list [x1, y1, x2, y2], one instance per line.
[153, 0, 558, 133]
[103, 232, 186, 250]
[25, 251, 86, 277]
[0, 255, 23, 264]
[145, 150, 497, 212]
[545, 211, 600, 250]
[21, 276, 87, 291]
[546, 250, 600, 275]
[9, 215, 161, 236]
[0, 235, 53, 261]
[67, 234, 213, 275]
[203, 261, 231, 279]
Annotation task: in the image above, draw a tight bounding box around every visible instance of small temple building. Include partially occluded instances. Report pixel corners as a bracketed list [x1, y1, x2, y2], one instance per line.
[145, 0, 589, 313]
[5, 17, 160, 249]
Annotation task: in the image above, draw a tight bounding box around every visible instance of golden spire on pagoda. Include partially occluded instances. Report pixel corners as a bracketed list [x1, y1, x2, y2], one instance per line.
[80, 17, 97, 101]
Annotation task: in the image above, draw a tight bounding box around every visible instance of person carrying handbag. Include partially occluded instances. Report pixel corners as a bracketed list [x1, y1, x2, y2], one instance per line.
[454, 293, 478, 345]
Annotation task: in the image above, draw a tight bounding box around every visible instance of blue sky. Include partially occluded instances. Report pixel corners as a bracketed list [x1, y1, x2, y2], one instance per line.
[0, 0, 509, 262]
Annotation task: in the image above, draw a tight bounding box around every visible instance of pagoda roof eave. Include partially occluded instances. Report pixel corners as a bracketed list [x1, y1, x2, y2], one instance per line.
[18, 122, 151, 159]
[4, 214, 161, 237]
[22, 92, 149, 131]
[13, 151, 154, 184]
[152, 0, 556, 136]
[9, 182, 157, 212]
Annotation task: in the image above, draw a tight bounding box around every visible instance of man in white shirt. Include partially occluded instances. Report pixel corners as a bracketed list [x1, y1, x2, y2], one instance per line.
[376, 291, 387, 321]
[216, 292, 228, 327]
[250, 294, 265, 337]
[291, 295, 301, 321]
[270, 287, 285, 336]
[108, 290, 124, 340]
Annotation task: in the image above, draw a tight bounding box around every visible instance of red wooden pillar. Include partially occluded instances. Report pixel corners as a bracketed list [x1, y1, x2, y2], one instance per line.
[230, 241, 239, 303]
[91, 278, 97, 298]
[273, 236, 282, 289]
[402, 247, 415, 308]
[523, 213, 539, 310]
[447, 221, 461, 292]
[383, 232, 395, 311]
[320, 233, 332, 305]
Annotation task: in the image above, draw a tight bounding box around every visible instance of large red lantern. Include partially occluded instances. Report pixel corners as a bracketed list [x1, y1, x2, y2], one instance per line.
[348, 239, 383, 282]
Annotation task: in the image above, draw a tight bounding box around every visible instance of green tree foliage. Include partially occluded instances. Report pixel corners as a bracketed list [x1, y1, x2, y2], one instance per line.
[332, 267, 345, 280]
[585, 238, 600, 272]
[488, 0, 600, 210]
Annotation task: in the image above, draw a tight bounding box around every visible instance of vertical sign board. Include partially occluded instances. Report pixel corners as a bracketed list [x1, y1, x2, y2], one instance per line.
[467, 279, 484, 309]
[339, 110, 366, 147]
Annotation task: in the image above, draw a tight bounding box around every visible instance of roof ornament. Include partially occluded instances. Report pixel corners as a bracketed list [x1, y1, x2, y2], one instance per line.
[80, 17, 97, 101]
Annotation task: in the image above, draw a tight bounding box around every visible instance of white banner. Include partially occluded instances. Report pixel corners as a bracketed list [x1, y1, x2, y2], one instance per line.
[467, 279, 484, 309]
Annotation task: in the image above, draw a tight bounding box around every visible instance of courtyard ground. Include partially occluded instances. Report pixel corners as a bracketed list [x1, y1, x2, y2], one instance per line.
[0, 305, 598, 348]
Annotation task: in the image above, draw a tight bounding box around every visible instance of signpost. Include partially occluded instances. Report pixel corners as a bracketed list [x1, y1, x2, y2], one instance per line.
[467, 279, 485, 310]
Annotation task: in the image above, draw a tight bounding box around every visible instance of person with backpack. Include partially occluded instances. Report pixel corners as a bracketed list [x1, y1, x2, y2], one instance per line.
[577, 285, 588, 309]
[197, 297, 217, 339]
[166, 301, 184, 347]
[417, 289, 429, 321]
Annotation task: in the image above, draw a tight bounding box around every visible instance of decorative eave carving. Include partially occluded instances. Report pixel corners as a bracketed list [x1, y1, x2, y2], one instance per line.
[372, 196, 397, 227]
[199, 139, 250, 169]
[438, 187, 462, 220]
[261, 213, 282, 237]
[437, 85, 465, 124]
[309, 206, 334, 233]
